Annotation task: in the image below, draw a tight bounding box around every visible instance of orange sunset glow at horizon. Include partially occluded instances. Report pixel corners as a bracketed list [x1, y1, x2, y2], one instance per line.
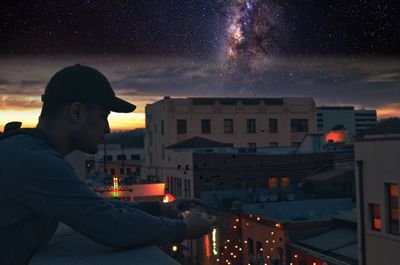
[2, 104, 400, 133]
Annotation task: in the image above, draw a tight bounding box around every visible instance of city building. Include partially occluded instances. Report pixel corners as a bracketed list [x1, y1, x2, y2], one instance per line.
[144, 97, 317, 179]
[354, 118, 400, 265]
[317, 107, 377, 139]
[85, 143, 144, 181]
[238, 199, 355, 265]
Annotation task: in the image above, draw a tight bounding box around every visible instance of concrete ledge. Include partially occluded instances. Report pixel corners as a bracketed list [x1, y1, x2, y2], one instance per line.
[29, 224, 179, 265]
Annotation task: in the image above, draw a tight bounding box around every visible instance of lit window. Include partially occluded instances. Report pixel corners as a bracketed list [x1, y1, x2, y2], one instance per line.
[386, 183, 399, 235]
[280, 177, 290, 188]
[369, 203, 381, 231]
[268, 177, 278, 188]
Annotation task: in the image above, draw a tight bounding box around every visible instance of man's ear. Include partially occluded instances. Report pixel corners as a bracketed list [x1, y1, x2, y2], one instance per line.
[67, 102, 87, 123]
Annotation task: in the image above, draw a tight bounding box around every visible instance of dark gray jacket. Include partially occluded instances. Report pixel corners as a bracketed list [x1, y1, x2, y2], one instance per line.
[0, 129, 185, 265]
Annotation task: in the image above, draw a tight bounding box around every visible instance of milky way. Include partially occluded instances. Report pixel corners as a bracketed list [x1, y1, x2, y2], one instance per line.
[221, 0, 284, 74]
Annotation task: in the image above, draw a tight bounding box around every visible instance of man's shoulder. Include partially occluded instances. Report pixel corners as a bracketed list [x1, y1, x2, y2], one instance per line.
[0, 133, 68, 170]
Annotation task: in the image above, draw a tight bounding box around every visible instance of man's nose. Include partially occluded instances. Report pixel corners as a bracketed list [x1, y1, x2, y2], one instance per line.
[105, 120, 111, 134]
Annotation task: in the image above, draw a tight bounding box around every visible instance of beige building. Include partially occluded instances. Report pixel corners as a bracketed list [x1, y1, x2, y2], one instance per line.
[354, 118, 400, 265]
[144, 97, 317, 180]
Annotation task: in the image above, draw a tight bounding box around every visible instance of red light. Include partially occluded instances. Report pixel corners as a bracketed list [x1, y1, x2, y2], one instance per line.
[205, 234, 211, 258]
[163, 193, 175, 203]
[325, 130, 346, 143]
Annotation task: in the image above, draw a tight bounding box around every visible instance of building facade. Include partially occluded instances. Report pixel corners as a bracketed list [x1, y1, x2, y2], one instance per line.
[354, 119, 400, 265]
[145, 97, 317, 179]
[316, 107, 377, 139]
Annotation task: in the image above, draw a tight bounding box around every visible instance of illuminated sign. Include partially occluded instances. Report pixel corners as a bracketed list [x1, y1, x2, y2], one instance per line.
[113, 177, 119, 198]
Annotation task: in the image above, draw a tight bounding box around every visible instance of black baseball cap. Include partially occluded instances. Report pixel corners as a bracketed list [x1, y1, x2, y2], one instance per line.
[41, 64, 136, 113]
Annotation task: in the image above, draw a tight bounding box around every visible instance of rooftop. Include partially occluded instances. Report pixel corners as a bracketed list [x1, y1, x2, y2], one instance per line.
[166, 136, 233, 149]
[242, 198, 355, 222]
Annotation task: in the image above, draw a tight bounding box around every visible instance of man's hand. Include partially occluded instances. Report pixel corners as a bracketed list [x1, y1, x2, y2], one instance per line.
[183, 211, 217, 239]
[160, 198, 204, 219]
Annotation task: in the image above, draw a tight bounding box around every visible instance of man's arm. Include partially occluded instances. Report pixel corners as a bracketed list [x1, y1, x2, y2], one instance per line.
[108, 199, 162, 217]
[6, 154, 185, 248]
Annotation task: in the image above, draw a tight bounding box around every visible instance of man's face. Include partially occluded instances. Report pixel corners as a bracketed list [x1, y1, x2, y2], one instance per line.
[74, 104, 110, 154]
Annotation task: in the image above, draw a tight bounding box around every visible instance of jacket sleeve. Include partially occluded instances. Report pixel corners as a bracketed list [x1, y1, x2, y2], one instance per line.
[108, 199, 162, 217]
[6, 152, 186, 248]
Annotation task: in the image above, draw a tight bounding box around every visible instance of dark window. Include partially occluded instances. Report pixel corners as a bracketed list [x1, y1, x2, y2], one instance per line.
[177, 119, 187, 134]
[161, 120, 164, 135]
[103, 155, 113, 161]
[117, 154, 126, 161]
[317, 124, 324, 128]
[247, 119, 256, 133]
[120, 168, 124, 174]
[369, 203, 381, 231]
[387, 183, 399, 235]
[110, 168, 115, 175]
[201, 119, 211, 134]
[291, 119, 308, 132]
[317, 113, 323, 117]
[224, 119, 233, 133]
[131, 154, 141, 160]
[126, 168, 131, 174]
[317, 118, 323, 123]
[291, 142, 301, 147]
[248, 143, 256, 152]
[270, 142, 279, 147]
[247, 238, 254, 264]
[269, 119, 278, 133]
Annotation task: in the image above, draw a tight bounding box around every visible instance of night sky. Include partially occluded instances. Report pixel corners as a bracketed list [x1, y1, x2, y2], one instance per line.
[1, 0, 400, 130]
[1, 0, 399, 56]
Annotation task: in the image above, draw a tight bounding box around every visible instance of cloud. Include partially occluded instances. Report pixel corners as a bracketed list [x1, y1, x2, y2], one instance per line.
[0, 55, 399, 116]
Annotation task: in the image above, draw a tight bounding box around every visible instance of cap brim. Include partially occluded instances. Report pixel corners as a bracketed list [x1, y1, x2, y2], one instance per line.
[109, 97, 136, 113]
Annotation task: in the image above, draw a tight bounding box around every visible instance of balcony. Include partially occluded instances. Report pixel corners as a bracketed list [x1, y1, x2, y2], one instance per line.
[29, 223, 180, 265]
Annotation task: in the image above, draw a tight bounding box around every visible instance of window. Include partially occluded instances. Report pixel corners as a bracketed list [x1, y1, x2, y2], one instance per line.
[269, 119, 278, 133]
[117, 154, 126, 161]
[248, 143, 256, 152]
[247, 119, 256, 133]
[161, 120, 164, 135]
[110, 168, 115, 175]
[177, 119, 187, 134]
[270, 142, 279, 147]
[131, 154, 141, 160]
[201, 119, 211, 134]
[184, 179, 189, 198]
[126, 168, 131, 174]
[224, 119, 233, 133]
[386, 183, 399, 235]
[247, 238, 254, 265]
[280, 177, 290, 188]
[103, 155, 113, 161]
[161, 144, 165, 160]
[369, 203, 381, 231]
[120, 168, 124, 174]
[268, 177, 278, 188]
[291, 119, 308, 132]
[291, 142, 301, 147]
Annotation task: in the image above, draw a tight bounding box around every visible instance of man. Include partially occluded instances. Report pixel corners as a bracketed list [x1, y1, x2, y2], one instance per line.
[0, 64, 215, 265]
